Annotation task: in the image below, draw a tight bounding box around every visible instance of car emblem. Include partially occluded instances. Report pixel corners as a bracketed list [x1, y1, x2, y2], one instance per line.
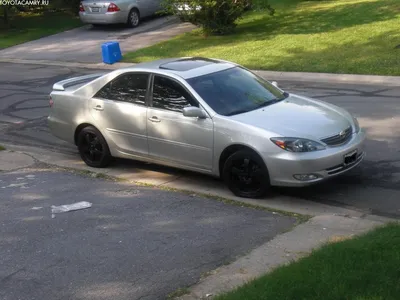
[339, 130, 346, 138]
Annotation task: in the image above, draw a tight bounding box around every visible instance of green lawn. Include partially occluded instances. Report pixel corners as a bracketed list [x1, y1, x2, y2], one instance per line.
[213, 222, 400, 300]
[123, 0, 400, 75]
[0, 11, 82, 49]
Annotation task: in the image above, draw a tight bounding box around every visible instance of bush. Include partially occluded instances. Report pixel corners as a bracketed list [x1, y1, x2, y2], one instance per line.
[162, 0, 274, 35]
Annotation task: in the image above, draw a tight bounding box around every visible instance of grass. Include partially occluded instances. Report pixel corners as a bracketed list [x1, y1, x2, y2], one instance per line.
[213, 222, 400, 300]
[0, 145, 5, 151]
[0, 11, 82, 49]
[123, 0, 400, 75]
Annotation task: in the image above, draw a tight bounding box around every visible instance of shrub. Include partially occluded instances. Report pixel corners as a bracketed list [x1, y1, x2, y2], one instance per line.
[162, 0, 274, 35]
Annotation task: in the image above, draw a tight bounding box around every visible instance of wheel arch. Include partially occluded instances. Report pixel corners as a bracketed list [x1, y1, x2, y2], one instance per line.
[218, 143, 267, 178]
[74, 123, 97, 145]
[127, 6, 140, 17]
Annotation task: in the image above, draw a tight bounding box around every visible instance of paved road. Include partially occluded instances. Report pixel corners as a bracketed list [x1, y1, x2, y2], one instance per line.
[0, 62, 399, 218]
[0, 167, 295, 300]
[0, 16, 194, 63]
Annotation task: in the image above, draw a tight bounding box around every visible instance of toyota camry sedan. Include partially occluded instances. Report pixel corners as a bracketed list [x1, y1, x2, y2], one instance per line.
[48, 57, 365, 198]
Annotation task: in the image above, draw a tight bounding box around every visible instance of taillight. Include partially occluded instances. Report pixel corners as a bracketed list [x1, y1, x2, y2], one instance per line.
[79, 2, 85, 12]
[107, 3, 120, 12]
[49, 95, 54, 108]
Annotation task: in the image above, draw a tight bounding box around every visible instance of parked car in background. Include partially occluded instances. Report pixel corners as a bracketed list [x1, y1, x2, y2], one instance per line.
[79, 0, 162, 27]
[48, 57, 365, 199]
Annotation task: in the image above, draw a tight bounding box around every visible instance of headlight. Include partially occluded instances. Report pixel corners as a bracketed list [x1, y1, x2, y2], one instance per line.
[352, 116, 360, 133]
[270, 137, 326, 152]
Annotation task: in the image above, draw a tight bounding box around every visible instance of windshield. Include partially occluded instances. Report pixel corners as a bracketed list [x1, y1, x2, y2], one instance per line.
[186, 67, 287, 116]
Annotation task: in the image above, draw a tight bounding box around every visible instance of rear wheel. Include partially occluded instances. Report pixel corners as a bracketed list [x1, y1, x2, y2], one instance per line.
[127, 9, 140, 28]
[222, 149, 270, 198]
[77, 126, 111, 168]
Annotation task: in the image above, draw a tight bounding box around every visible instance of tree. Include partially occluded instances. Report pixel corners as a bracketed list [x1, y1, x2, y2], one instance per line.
[162, 0, 274, 36]
[2, 5, 10, 25]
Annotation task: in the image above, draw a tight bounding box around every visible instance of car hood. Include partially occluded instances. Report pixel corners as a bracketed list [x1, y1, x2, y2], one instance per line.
[228, 94, 352, 139]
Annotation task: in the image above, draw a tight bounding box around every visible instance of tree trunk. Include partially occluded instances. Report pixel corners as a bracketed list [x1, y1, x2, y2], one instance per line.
[3, 6, 8, 25]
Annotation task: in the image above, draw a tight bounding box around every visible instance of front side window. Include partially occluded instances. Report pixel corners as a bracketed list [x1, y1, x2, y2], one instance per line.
[186, 67, 288, 116]
[151, 75, 197, 113]
[95, 73, 149, 105]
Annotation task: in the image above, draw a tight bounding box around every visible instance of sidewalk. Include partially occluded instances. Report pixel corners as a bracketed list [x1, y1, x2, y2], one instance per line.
[1, 57, 400, 86]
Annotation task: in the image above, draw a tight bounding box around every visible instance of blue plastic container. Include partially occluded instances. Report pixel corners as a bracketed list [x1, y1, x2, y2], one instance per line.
[101, 41, 122, 64]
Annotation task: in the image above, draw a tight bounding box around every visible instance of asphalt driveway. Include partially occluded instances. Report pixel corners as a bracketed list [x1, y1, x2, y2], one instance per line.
[0, 167, 296, 300]
[0, 16, 194, 63]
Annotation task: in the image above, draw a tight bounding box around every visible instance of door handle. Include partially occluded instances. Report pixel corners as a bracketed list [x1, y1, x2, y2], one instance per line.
[93, 104, 104, 111]
[148, 116, 160, 123]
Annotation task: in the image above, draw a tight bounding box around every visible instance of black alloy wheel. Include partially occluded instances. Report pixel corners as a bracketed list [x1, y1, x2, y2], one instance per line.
[77, 126, 111, 168]
[222, 149, 270, 198]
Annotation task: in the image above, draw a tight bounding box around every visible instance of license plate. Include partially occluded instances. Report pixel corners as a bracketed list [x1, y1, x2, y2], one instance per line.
[91, 7, 99, 12]
[344, 149, 357, 165]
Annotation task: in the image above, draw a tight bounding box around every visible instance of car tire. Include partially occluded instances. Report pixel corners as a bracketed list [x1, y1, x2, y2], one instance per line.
[127, 8, 140, 28]
[77, 126, 112, 168]
[222, 149, 270, 198]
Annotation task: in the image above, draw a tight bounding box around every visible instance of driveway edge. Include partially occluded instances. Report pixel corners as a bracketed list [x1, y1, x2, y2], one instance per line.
[1, 58, 400, 86]
[175, 215, 386, 300]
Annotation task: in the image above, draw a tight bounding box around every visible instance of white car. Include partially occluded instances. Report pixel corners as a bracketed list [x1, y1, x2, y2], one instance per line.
[48, 57, 365, 198]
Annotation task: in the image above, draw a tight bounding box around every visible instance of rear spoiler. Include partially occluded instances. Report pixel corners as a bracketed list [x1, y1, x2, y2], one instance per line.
[52, 73, 106, 91]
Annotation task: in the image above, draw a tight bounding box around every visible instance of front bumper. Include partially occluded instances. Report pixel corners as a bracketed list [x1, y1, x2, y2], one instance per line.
[79, 11, 127, 24]
[266, 129, 366, 187]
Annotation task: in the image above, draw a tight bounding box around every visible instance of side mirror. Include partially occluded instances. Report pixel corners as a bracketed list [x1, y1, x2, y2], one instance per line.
[271, 81, 279, 88]
[182, 106, 207, 119]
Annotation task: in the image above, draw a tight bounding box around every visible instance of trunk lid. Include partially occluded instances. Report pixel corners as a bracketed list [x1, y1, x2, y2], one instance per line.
[52, 73, 106, 91]
[81, 0, 111, 14]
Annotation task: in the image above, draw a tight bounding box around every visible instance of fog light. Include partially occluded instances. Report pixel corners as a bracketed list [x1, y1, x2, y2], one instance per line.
[293, 174, 320, 181]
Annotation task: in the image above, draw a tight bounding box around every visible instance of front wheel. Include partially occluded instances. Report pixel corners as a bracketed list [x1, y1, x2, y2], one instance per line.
[127, 9, 140, 28]
[77, 126, 112, 168]
[222, 150, 270, 198]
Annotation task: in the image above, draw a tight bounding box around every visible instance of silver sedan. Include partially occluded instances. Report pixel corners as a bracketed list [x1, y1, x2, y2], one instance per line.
[48, 57, 366, 198]
[79, 0, 162, 27]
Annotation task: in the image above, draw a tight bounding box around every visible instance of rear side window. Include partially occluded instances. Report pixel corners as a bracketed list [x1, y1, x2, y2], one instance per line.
[95, 73, 149, 106]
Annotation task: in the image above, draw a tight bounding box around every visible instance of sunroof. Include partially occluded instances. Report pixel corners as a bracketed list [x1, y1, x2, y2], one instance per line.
[159, 57, 219, 71]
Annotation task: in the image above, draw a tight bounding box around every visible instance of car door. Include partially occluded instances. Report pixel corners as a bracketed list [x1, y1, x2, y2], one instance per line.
[147, 74, 214, 171]
[90, 72, 150, 157]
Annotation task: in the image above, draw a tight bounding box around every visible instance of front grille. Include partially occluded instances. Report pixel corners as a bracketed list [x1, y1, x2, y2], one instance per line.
[321, 126, 352, 146]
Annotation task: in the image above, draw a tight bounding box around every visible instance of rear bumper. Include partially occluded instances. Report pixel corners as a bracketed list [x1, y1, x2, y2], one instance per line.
[266, 129, 366, 187]
[47, 115, 75, 145]
[79, 11, 127, 24]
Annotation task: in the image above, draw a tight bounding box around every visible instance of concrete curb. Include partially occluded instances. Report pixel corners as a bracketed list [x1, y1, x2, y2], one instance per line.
[1, 58, 399, 86]
[177, 214, 386, 300]
[252, 70, 400, 87]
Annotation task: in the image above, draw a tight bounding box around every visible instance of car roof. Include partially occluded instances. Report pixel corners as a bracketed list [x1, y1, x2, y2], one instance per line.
[123, 57, 238, 79]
